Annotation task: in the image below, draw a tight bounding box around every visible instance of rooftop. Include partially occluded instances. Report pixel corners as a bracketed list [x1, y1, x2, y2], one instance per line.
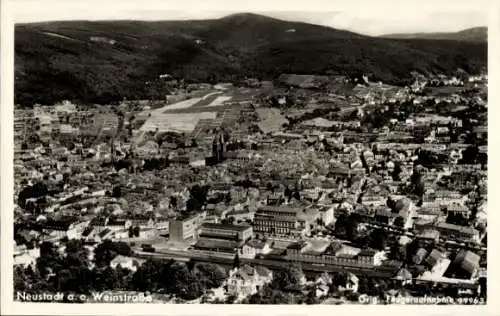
[194, 237, 244, 250]
[301, 239, 331, 255]
[257, 205, 304, 214]
[200, 222, 252, 232]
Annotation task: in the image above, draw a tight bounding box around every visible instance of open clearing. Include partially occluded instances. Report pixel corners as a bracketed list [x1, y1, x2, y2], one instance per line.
[136, 87, 261, 134]
[204, 95, 233, 107]
[139, 112, 217, 133]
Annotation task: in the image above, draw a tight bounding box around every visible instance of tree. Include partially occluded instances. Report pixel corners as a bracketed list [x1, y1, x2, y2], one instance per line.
[37, 241, 63, 278]
[335, 214, 349, 237]
[357, 277, 370, 294]
[189, 184, 209, 206]
[94, 240, 132, 267]
[233, 252, 241, 269]
[410, 167, 425, 197]
[446, 212, 469, 226]
[368, 228, 388, 250]
[133, 226, 140, 237]
[335, 213, 360, 241]
[224, 192, 231, 205]
[293, 189, 301, 201]
[392, 162, 402, 181]
[388, 244, 407, 261]
[65, 239, 89, 268]
[194, 262, 228, 289]
[273, 264, 305, 290]
[393, 216, 406, 227]
[111, 186, 122, 198]
[387, 197, 397, 212]
[17, 182, 49, 209]
[170, 196, 178, 209]
[131, 259, 167, 292]
[332, 271, 349, 287]
[186, 198, 202, 212]
[460, 146, 479, 164]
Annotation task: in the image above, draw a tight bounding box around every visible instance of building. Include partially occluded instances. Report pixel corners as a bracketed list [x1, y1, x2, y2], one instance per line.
[449, 250, 481, 279]
[396, 268, 413, 286]
[416, 229, 440, 243]
[14, 248, 40, 268]
[110, 255, 146, 272]
[169, 214, 202, 243]
[225, 265, 273, 300]
[193, 237, 244, 254]
[373, 209, 399, 225]
[337, 272, 359, 292]
[253, 206, 319, 237]
[435, 222, 480, 243]
[267, 193, 285, 205]
[42, 218, 87, 240]
[198, 223, 253, 241]
[319, 205, 335, 226]
[285, 241, 385, 268]
[211, 129, 227, 162]
[412, 248, 428, 265]
[425, 249, 446, 270]
[241, 240, 272, 259]
[444, 203, 471, 217]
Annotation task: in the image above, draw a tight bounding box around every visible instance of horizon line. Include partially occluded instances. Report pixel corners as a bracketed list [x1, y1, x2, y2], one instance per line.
[13, 13, 488, 37]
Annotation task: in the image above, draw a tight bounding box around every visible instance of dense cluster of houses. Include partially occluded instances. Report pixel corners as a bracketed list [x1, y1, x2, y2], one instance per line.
[13, 72, 487, 303]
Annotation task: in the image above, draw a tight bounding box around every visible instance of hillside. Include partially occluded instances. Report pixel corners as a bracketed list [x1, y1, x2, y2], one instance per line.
[15, 13, 487, 106]
[381, 27, 487, 42]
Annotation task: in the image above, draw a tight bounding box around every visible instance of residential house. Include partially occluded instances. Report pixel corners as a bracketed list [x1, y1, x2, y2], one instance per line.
[337, 272, 359, 293]
[110, 255, 146, 272]
[395, 268, 413, 285]
[67, 220, 90, 240]
[318, 205, 335, 226]
[449, 250, 480, 280]
[373, 209, 399, 225]
[444, 203, 471, 217]
[416, 229, 440, 243]
[42, 218, 80, 240]
[88, 228, 113, 243]
[241, 239, 272, 259]
[13, 247, 40, 268]
[412, 248, 428, 265]
[310, 282, 328, 298]
[425, 249, 446, 271]
[225, 265, 273, 299]
[315, 272, 333, 286]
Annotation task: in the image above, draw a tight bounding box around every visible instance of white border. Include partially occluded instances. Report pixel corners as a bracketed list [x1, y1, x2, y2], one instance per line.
[2, 0, 500, 315]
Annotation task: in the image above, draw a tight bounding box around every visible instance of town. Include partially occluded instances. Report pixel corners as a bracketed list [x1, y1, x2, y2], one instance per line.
[13, 71, 487, 304]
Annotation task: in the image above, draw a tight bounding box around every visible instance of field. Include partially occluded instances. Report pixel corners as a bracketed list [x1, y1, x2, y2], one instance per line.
[139, 112, 217, 133]
[136, 87, 259, 134]
[191, 91, 223, 107]
[256, 108, 289, 133]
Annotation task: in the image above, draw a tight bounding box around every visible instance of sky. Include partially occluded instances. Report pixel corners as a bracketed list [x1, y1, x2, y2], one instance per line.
[9, 0, 488, 36]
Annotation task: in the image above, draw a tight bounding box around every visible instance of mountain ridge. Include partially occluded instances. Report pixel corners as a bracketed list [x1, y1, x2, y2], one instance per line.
[15, 13, 487, 106]
[381, 27, 487, 42]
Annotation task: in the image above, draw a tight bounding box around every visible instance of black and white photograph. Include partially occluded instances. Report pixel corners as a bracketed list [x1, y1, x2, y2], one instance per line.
[0, 0, 494, 312]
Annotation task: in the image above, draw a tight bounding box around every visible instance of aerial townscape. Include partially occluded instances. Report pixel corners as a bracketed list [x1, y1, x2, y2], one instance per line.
[12, 13, 487, 305]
